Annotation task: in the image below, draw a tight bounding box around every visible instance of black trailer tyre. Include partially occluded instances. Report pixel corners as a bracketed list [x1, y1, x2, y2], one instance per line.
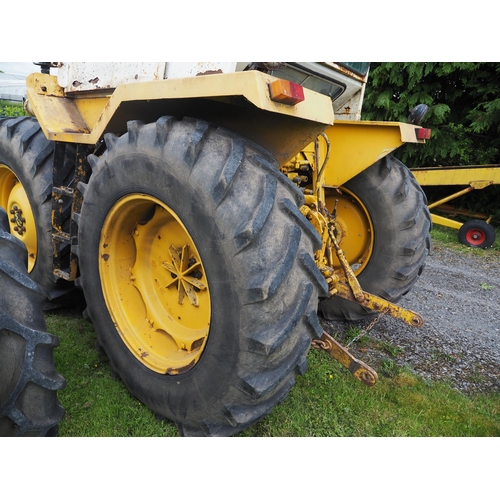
[0, 116, 76, 307]
[320, 155, 432, 321]
[75, 117, 328, 436]
[0, 208, 65, 436]
[458, 219, 496, 248]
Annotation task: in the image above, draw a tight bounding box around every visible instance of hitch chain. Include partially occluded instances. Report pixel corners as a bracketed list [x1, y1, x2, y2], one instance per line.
[346, 308, 388, 348]
[312, 310, 387, 387]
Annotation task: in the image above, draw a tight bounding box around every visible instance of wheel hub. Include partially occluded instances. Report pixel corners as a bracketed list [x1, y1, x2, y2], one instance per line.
[162, 244, 207, 307]
[9, 205, 27, 235]
[325, 187, 373, 275]
[467, 229, 485, 245]
[99, 195, 211, 374]
[0, 164, 37, 272]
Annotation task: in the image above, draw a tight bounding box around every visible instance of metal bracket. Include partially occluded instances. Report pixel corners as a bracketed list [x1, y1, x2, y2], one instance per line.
[51, 142, 93, 281]
[335, 282, 424, 327]
[325, 207, 424, 327]
[313, 330, 378, 386]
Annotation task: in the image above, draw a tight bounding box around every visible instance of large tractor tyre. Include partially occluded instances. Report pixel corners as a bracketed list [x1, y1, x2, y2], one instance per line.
[0, 208, 65, 436]
[0, 116, 77, 308]
[320, 155, 432, 321]
[75, 117, 328, 437]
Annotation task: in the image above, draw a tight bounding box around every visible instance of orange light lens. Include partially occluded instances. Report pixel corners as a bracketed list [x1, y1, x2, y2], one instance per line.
[269, 79, 305, 105]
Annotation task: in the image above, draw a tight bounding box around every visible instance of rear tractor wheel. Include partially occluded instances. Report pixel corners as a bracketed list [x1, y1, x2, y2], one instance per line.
[76, 117, 328, 436]
[320, 154, 432, 321]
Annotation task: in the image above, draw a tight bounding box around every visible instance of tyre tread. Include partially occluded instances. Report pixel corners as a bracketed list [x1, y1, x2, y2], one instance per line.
[77, 116, 325, 436]
[0, 117, 76, 305]
[0, 209, 65, 437]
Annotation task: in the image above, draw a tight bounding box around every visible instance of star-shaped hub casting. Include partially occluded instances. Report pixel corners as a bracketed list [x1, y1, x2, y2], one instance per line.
[162, 244, 206, 307]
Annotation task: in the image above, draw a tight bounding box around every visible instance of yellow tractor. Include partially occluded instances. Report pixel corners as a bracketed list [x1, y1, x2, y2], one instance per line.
[0, 62, 431, 436]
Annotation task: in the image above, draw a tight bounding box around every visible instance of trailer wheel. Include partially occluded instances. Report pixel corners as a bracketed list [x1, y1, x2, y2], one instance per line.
[0, 117, 77, 307]
[320, 155, 431, 321]
[75, 117, 328, 436]
[0, 208, 65, 436]
[458, 220, 496, 248]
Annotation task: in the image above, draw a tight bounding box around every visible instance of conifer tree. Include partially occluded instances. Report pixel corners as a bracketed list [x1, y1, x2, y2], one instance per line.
[362, 62, 500, 168]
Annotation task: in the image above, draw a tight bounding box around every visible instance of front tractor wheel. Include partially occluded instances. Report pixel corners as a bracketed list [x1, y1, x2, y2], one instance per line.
[76, 117, 328, 436]
[0, 165, 37, 271]
[0, 117, 77, 307]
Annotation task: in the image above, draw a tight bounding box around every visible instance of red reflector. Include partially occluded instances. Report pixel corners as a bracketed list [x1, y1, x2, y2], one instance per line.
[269, 79, 305, 105]
[416, 128, 431, 140]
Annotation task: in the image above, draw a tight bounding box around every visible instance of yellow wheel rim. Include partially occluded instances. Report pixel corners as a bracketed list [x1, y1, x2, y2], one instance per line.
[100, 194, 211, 374]
[325, 187, 374, 275]
[0, 163, 37, 272]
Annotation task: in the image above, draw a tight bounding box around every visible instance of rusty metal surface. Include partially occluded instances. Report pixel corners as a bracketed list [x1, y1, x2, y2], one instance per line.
[57, 63, 246, 93]
[51, 143, 93, 281]
[58, 62, 167, 93]
[326, 221, 365, 302]
[313, 330, 378, 386]
[335, 282, 424, 327]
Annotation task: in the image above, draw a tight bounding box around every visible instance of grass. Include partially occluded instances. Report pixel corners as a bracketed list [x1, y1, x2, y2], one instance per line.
[242, 349, 500, 437]
[45, 223, 500, 438]
[47, 301, 500, 437]
[0, 100, 26, 117]
[48, 306, 178, 437]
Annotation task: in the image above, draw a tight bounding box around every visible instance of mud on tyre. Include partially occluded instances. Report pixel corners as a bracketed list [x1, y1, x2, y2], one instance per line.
[75, 117, 329, 436]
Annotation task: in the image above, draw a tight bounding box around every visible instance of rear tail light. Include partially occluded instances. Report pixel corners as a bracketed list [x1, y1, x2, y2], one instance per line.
[416, 128, 432, 140]
[269, 79, 305, 105]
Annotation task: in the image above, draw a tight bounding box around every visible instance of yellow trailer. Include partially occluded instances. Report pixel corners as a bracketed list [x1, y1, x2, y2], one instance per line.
[411, 164, 499, 248]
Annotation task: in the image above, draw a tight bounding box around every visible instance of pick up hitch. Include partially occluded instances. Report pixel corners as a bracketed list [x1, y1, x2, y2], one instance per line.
[327, 218, 424, 327]
[312, 201, 424, 386]
[312, 330, 378, 386]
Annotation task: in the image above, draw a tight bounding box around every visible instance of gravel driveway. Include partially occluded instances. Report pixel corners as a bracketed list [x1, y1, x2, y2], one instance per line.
[322, 241, 500, 395]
